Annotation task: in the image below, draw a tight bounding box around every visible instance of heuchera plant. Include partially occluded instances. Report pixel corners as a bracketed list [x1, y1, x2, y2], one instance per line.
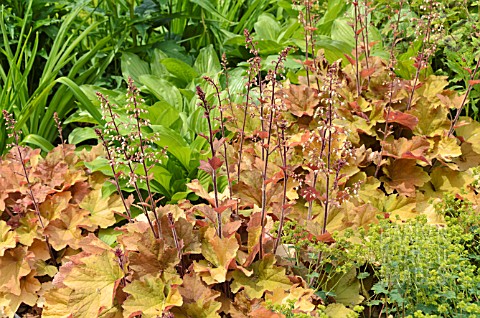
[1, 1, 480, 317]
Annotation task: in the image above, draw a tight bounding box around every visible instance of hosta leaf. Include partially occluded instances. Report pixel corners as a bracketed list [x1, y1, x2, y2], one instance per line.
[123, 274, 183, 318]
[161, 58, 199, 86]
[79, 187, 124, 229]
[231, 254, 291, 299]
[381, 159, 430, 197]
[0, 221, 17, 257]
[55, 251, 124, 318]
[193, 227, 239, 284]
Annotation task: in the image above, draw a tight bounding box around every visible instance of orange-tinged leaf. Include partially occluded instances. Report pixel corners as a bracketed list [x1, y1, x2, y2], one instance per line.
[0, 221, 17, 257]
[54, 251, 124, 318]
[382, 159, 430, 197]
[282, 84, 320, 117]
[384, 109, 418, 131]
[469, 79, 480, 85]
[187, 180, 216, 206]
[79, 188, 124, 229]
[360, 67, 375, 78]
[175, 272, 222, 317]
[39, 191, 71, 222]
[0, 270, 41, 315]
[44, 206, 91, 250]
[119, 225, 179, 278]
[231, 254, 291, 299]
[123, 274, 183, 318]
[193, 227, 239, 284]
[381, 136, 430, 163]
[0, 246, 32, 296]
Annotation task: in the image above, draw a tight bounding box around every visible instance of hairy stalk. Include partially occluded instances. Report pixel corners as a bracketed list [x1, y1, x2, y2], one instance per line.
[448, 58, 480, 136]
[273, 122, 289, 253]
[96, 90, 158, 239]
[167, 212, 184, 275]
[322, 66, 337, 235]
[127, 78, 162, 237]
[405, 7, 434, 113]
[359, 0, 371, 85]
[3, 110, 57, 265]
[237, 29, 261, 183]
[374, 0, 405, 178]
[196, 86, 222, 237]
[353, 1, 361, 96]
[203, 76, 233, 200]
[95, 129, 133, 222]
[259, 48, 291, 258]
[221, 53, 238, 129]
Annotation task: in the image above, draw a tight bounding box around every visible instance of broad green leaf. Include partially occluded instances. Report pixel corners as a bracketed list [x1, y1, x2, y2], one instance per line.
[123, 274, 183, 318]
[121, 52, 150, 84]
[139, 75, 183, 109]
[254, 13, 281, 42]
[324, 303, 357, 318]
[330, 18, 355, 49]
[161, 58, 199, 86]
[231, 254, 291, 299]
[67, 127, 98, 145]
[326, 267, 364, 306]
[144, 100, 180, 128]
[21, 134, 54, 152]
[151, 125, 192, 171]
[98, 228, 122, 247]
[194, 45, 221, 75]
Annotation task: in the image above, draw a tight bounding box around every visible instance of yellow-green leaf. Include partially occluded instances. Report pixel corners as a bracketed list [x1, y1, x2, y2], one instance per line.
[231, 254, 291, 299]
[123, 274, 183, 318]
[79, 188, 124, 229]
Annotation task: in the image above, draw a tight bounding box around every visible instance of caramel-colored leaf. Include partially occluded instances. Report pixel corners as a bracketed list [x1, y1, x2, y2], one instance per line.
[282, 84, 320, 117]
[193, 227, 239, 284]
[0, 221, 17, 257]
[382, 159, 430, 196]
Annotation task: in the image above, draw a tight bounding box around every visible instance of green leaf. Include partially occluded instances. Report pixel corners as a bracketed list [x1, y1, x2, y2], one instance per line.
[161, 58, 199, 86]
[151, 125, 192, 171]
[21, 134, 54, 152]
[254, 13, 281, 42]
[194, 45, 221, 75]
[139, 75, 183, 109]
[144, 101, 181, 128]
[67, 127, 98, 145]
[121, 52, 150, 84]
